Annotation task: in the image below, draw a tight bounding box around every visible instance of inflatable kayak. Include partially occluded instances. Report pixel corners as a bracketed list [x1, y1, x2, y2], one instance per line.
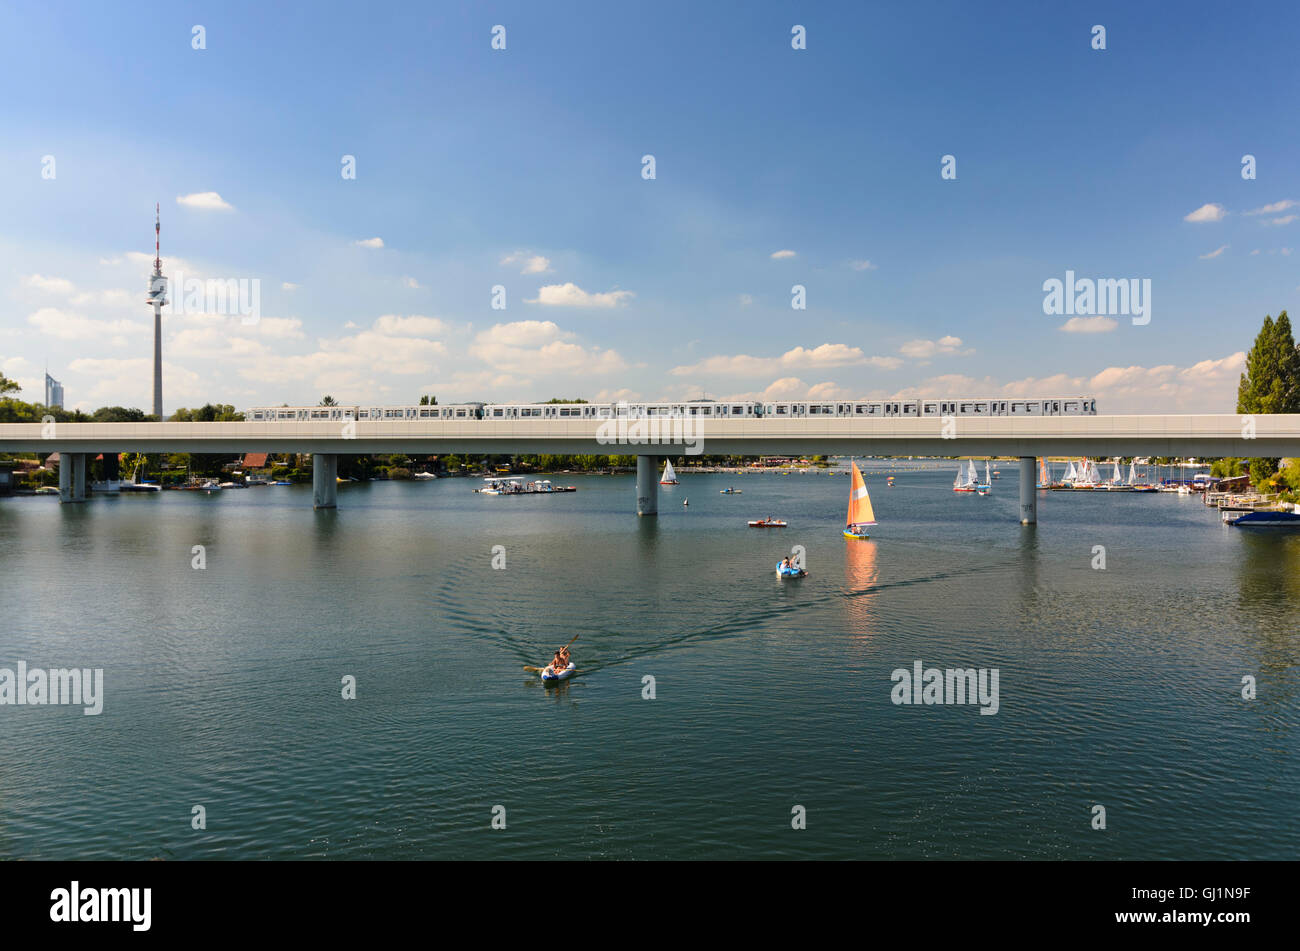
[775, 562, 807, 578]
[541, 661, 575, 684]
[748, 519, 787, 528]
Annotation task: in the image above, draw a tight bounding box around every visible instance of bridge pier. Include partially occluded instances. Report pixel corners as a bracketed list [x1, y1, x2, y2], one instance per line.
[636, 455, 659, 516]
[312, 454, 338, 509]
[1019, 456, 1037, 524]
[58, 452, 86, 503]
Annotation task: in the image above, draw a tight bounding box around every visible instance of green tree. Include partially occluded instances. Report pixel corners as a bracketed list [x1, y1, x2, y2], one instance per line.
[1238, 311, 1300, 414]
[92, 406, 149, 422]
[0, 373, 20, 396]
[1237, 311, 1300, 486]
[320, 395, 337, 406]
[419, 395, 438, 405]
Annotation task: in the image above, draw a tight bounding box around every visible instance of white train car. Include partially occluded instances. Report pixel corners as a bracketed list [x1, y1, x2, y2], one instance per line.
[243, 396, 1097, 424]
[761, 397, 1096, 418]
[245, 402, 485, 422]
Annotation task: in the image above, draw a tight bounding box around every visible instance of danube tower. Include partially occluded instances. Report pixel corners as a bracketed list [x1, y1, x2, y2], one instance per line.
[145, 203, 168, 418]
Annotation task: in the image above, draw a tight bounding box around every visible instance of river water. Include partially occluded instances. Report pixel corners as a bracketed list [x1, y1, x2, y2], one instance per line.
[1, 463, 1296, 859]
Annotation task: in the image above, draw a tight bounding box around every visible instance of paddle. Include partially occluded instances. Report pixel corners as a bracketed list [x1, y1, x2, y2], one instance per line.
[523, 634, 580, 673]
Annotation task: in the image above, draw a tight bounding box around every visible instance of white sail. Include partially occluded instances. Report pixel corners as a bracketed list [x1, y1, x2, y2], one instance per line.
[1128, 461, 1138, 485]
[968, 459, 978, 483]
[1113, 461, 1122, 483]
[985, 460, 991, 484]
[661, 459, 677, 483]
[1065, 461, 1077, 481]
[954, 464, 964, 488]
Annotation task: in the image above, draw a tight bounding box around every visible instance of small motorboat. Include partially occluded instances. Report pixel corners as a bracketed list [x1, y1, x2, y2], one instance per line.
[120, 482, 161, 493]
[412, 471, 437, 480]
[720, 487, 742, 494]
[541, 662, 575, 684]
[775, 561, 807, 578]
[1224, 510, 1300, 527]
[748, 518, 787, 528]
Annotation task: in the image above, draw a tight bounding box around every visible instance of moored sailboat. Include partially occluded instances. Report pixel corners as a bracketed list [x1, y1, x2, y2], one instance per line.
[659, 459, 679, 485]
[953, 459, 978, 493]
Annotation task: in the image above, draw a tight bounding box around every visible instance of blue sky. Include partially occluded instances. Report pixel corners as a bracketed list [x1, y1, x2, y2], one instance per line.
[1, 0, 1297, 413]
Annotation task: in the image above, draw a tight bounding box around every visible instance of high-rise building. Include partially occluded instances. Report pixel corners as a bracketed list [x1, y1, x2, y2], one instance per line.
[146, 203, 168, 418]
[44, 372, 64, 409]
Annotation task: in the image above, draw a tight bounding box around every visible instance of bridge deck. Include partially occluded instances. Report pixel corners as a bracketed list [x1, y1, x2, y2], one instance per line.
[1, 415, 1294, 457]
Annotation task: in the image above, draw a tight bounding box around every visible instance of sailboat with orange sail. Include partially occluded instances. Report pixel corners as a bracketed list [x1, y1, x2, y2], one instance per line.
[843, 460, 877, 539]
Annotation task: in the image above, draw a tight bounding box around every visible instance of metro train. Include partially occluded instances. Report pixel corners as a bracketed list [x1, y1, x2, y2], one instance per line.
[244, 396, 1098, 422]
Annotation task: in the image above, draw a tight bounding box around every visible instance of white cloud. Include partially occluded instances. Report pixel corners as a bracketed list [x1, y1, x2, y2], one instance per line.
[898, 335, 972, 359]
[738, 294, 753, 307]
[371, 315, 451, 336]
[849, 260, 877, 271]
[1184, 203, 1226, 223]
[469, 320, 628, 375]
[69, 357, 204, 407]
[282, 282, 300, 291]
[770, 249, 797, 260]
[176, 191, 233, 211]
[671, 343, 900, 377]
[24, 274, 75, 295]
[354, 237, 384, 249]
[246, 317, 305, 340]
[1245, 199, 1297, 216]
[500, 251, 553, 274]
[527, 282, 634, 309]
[402, 276, 421, 289]
[26, 307, 146, 342]
[1267, 215, 1297, 227]
[1198, 245, 1229, 259]
[1060, 316, 1119, 333]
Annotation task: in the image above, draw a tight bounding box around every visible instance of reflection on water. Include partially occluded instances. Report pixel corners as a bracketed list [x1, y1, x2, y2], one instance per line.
[1234, 530, 1300, 718]
[842, 537, 880, 643]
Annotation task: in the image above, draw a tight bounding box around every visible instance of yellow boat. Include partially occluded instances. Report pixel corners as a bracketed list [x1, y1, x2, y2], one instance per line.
[843, 460, 876, 539]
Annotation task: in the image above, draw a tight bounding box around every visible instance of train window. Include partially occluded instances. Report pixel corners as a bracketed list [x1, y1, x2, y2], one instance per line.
[733, 406, 744, 414]
[776, 405, 788, 415]
[923, 403, 938, 415]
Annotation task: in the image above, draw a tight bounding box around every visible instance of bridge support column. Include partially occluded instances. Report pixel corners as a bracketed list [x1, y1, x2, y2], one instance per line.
[59, 452, 86, 503]
[313, 454, 338, 509]
[636, 455, 659, 517]
[1019, 456, 1037, 525]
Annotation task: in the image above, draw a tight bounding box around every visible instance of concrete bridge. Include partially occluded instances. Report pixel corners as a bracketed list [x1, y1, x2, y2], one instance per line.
[2, 414, 1295, 522]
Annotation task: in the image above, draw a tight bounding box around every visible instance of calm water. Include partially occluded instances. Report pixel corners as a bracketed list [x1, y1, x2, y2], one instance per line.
[1, 465, 1296, 860]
